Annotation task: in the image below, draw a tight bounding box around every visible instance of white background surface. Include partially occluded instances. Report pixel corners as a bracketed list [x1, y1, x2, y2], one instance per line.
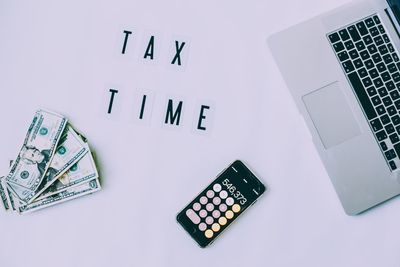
[1, 0, 400, 266]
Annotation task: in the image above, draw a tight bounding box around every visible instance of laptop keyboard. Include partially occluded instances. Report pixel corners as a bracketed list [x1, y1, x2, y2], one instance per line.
[328, 14, 400, 171]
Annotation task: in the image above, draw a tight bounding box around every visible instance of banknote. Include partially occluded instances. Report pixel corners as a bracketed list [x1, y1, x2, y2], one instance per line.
[0, 177, 9, 211]
[28, 126, 89, 203]
[6, 109, 68, 203]
[19, 178, 101, 214]
[36, 150, 98, 201]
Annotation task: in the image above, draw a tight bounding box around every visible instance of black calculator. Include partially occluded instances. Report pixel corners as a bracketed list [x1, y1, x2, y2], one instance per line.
[176, 160, 266, 248]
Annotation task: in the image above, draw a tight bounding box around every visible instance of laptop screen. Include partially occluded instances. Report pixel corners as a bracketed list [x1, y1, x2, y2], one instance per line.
[388, 0, 400, 24]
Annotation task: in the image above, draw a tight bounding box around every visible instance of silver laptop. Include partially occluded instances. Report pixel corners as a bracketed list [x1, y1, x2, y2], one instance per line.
[268, 0, 400, 215]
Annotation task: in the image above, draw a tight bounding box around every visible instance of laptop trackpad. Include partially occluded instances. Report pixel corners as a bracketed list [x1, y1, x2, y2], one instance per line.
[302, 82, 362, 149]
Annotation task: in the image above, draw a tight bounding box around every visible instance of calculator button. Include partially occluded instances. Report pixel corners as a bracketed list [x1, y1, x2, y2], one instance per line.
[205, 216, 214, 225]
[225, 210, 234, 219]
[232, 204, 241, 213]
[199, 196, 208, 205]
[212, 197, 221, 205]
[205, 229, 213, 238]
[218, 217, 227, 226]
[212, 210, 221, 218]
[219, 204, 227, 212]
[212, 223, 221, 232]
[199, 209, 207, 218]
[213, 183, 222, 192]
[226, 197, 234, 206]
[186, 209, 201, 224]
[198, 223, 207, 231]
[219, 190, 228, 199]
[206, 190, 215, 198]
[206, 203, 214, 211]
[192, 202, 201, 211]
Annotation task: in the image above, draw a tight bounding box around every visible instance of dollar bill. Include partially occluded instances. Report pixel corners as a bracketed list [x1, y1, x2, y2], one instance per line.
[28, 126, 88, 203]
[35, 150, 98, 201]
[0, 177, 9, 211]
[6, 109, 68, 203]
[18, 178, 101, 214]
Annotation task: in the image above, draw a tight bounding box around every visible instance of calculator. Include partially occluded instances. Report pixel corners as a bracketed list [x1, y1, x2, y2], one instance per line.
[176, 160, 266, 248]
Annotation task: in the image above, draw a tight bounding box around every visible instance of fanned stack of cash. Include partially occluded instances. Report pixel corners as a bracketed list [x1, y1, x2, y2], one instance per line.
[0, 109, 101, 214]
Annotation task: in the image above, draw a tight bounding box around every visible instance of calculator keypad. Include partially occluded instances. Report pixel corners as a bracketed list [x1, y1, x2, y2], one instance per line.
[185, 183, 242, 239]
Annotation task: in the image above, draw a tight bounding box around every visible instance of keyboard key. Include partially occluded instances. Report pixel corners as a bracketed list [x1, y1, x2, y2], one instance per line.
[371, 95, 381, 105]
[383, 96, 393, 106]
[395, 100, 400, 110]
[349, 49, 359, 59]
[397, 125, 400, 134]
[381, 114, 391, 124]
[388, 105, 397, 116]
[382, 71, 391, 82]
[348, 25, 361, 41]
[371, 118, 383, 131]
[383, 54, 393, 64]
[342, 60, 355, 73]
[388, 63, 397, 73]
[385, 149, 396, 160]
[378, 25, 385, 34]
[390, 90, 400, 100]
[367, 44, 377, 54]
[370, 27, 379, 36]
[377, 130, 388, 141]
[390, 133, 399, 145]
[386, 123, 395, 134]
[367, 86, 377, 96]
[354, 58, 363, 69]
[372, 53, 382, 63]
[347, 72, 377, 119]
[373, 16, 380, 24]
[380, 141, 388, 150]
[389, 161, 397, 170]
[378, 45, 389, 55]
[374, 78, 384, 88]
[356, 41, 365, 51]
[369, 68, 379, 79]
[344, 40, 355, 50]
[377, 105, 386, 115]
[333, 42, 345, 52]
[393, 53, 399, 62]
[358, 67, 368, 78]
[393, 115, 400, 125]
[357, 21, 369, 35]
[362, 77, 372, 87]
[360, 50, 369, 60]
[374, 36, 384, 46]
[329, 33, 340, 43]
[365, 59, 374, 69]
[338, 51, 349, 61]
[386, 81, 395, 91]
[393, 73, 400, 83]
[339, 29, 351, 41]
[365, 18, 375, 27]
[364, 35, 373, 45]
[377, 62, 386, 72]
[388, 44, 395, 53]
[394, 143, 400, 157]
[383, 34, 390, 43]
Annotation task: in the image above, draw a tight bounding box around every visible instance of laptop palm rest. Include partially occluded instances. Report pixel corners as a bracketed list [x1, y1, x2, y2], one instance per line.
[302, 82, 362, 149]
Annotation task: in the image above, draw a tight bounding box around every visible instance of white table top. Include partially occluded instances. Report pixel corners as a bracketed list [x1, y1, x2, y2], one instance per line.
[1, 0, 399, 266]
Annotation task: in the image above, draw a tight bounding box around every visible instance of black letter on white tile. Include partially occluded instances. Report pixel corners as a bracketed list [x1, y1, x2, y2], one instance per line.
[139, 95, 147, 119]
[144, 36, 155, 60]
[121, 30, 132, 54]
[197, 105, 210, 130]
[165, 99, 183, 125]
[171, 41, 185, 65]
[107, 89, 119, 114]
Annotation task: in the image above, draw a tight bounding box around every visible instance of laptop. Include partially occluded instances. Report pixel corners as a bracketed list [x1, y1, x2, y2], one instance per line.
[268, 0, 400, 215]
